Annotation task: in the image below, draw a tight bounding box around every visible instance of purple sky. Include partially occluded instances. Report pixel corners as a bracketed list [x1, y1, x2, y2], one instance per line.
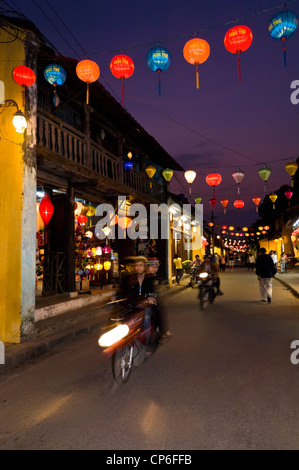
[12, 0, 299, 228]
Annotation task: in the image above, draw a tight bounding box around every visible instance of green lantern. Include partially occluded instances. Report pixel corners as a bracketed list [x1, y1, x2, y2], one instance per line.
[258, 166, 271, 192]
[194, 196, 202, 204]
[162, 168, 173, 182]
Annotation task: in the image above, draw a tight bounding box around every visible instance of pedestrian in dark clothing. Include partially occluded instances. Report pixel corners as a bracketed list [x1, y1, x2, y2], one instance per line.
[256, 248, 277, 303]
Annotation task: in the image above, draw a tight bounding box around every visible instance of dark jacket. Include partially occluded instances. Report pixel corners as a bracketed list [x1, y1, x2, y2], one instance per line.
[256, 253, 277, 278]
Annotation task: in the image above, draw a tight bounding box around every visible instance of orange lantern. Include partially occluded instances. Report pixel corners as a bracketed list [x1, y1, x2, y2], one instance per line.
[183, 38, 210, 89]
[224, 25, 253, 81]
[221, 199, 229, 214]
[252, 197, 261, 213]
[118, 217, 132, 229]
[110, 55, 134, 105]
[76, 59, 100, 105]
[234, 199, 244, 216]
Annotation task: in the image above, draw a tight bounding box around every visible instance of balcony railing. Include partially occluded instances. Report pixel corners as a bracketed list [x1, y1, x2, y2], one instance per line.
[37, 109, 163, 201]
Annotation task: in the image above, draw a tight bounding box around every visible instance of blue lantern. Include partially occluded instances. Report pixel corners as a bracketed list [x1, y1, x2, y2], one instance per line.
[123, 161, 133, 172]
[147, 46, 171, 95]
[268, 10, 299, 66]
[44, 64, 67, 107]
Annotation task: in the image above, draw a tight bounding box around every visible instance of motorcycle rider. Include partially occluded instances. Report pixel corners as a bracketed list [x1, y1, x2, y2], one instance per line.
[199, 254, 223, 297]
[191, 254, 201, 268]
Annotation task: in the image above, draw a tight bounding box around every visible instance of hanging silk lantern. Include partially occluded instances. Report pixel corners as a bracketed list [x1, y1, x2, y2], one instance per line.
[210, 197, 217, 208]
[194, 196, 202, 204]
[229, 226, 234, 231]
[145, 165, 156, 188]
[123, 161, 133, 172]
[221, 199, 229, 214]
[234, 199, 244, 216]
[76, 60, 100, 105]
[269, 193, 278, 209]
[102, 246, 111, 254]
[285, 161, 298, 186]
[242, 227, 248, 232]
[44, 64, 67, 108]
[232, 170, 245, 194]
[36, 203, 45, 232]
[252, 196, 261, 212]
[224, 26, 253, 81]
[147, 46, 171, 95]
[94, 263, 103, 271]
[258, 166, 271, 192]
[13, 66, 36, 87]
[268, 10, 299, 66]
[285, 189, 293, 206]
[77, 214, 88, 225]
[183, 38, 210, 89]
[184, 170, 196, 194]
[85, 230, 93, 239]
[222, 225, 228, 230]
[127, 151, 133, 160]
[162, 168, 173, 191]
[39, 193, 54, 226]
[118, 217, 132, 229]
[96, 246, 103, 256]
[74, 201, 83, 217]
[104, 260, 111, 279]
[206, 173, 222, 198]
[264, 226, 270, 230]
[110, 55, 134, 105]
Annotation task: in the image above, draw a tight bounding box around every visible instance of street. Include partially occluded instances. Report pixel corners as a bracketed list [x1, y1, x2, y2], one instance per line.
[1, 268, 299, 450]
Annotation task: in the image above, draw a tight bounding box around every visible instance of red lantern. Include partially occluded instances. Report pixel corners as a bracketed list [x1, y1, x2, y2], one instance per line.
[221, 198, 229, 214]
[13, 66, 36, 87]
[76, 60, 100, 104]
[234, 199, 244, 216]
[252, 197, 261, 213]
[110, 55, 134, 105]
[39, 193, 54, 226]
[210, 197, 217, 208]
[206, 173, 222, 198]
[77, 214, 88, 225]
[285, 189, 293, 206]
[224, 25, 253, 81]
[183, 38, 210, 89]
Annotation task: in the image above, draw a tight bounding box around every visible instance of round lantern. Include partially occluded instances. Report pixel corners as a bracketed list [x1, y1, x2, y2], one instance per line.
[104, 260, 112, 279]
[94, 263, 103, 271]
[224, 25, 253, 81]
[252, 196, 261, 212]
[232, 170, 245, 193]
[39, 193, 54, 226]
[268, 10, 299, 66]
[110, 55, 134, 106]
[145, 165, 157, 188]
[96, 246, 103, 256]
[206, 173, 222, 198]
[74, 201, 83, 216]
[147, 46, 171, 95]
[221, 199, 229, 214]
[183, 38, 210, 89]
[258, 166, 271, 192]
[229, 226, 234, 231]
[194, 196, 202, 204]
[269, 193, 278, 209]
[102, 245, 111, 254]
[44, 63, 67, 107]
[184, 170, 196, 194]
[285, 189, 293, 206]
[234, 200, 244, 216]
[77, 214, 88, 225]
[13, 66, 36, 87]
[123, 161, 133, 172]
[85, 230, 93, 239]
[76, 59, 100, 105]
[264, 226, 270, 230]
[285, 161, 298, 186]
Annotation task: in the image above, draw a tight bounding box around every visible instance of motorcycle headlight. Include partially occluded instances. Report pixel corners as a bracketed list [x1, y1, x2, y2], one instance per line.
[199, 272, 209, 279]
[98, 324, 129, 347]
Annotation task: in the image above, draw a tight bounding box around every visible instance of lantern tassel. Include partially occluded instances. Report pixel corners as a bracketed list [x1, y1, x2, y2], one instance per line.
[86, 83, 90, 105]
[282, 39, 287, 67]
[238, 185, 240, 194]
[158, 70, 161, 96]
[256, 207, 258, 213]
[122, 79, 124, 106]
[237, 55, 241, 82]
[196, 64, 199, 89]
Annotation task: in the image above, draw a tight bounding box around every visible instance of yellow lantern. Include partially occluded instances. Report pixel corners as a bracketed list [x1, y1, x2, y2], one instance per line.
[258, 226, 264, 231]
[184, 170, 196, 194]
[269, 193, 277, 209]
[229, 226, 234, 231]
[145, 165, 157, 187]
[242, 227, 248, 231]
[94, 263, 103, 271]
[104, 260, 111, 279]
[127, 151, 133, 160]
[86, 206, 95, 217]
[285, 161, 298, 187]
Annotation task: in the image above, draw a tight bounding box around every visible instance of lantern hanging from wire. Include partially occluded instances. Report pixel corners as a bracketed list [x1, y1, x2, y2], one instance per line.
[252, 196, 261, 212]
[234, 199, 244, 216]
[183, 38, 210, 89]
[110, 54, 134, 105]
[123, 161, 133, 172]
[224, 25, 253, 81]
[232, 169, 245, 193]
[76, 59, 100, 105]
[221, 199, 229, 214]
[39, 193, 54, 226]
[194, 196, 202, 204]
[206, 173, 222, 198]
[145, 165, 157, 188]
[269, 193, 278, 209]
[184, 170, 196, 194]
[13, 66, 36, 106]
[210, 197, 217, 209]
[285, 189, 293, 206]
[77, 214, 88, 225]
[268, 10, 299, 66]
[162, 168, 173, 192]
[44, 63, 67, 107]
[118, 217, 132, 230]
[147, 46, 171, 95]
[258, 166, 271, 192]
[285, 161, 298, 186]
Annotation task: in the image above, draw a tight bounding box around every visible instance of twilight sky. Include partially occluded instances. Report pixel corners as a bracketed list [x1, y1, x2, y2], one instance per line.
[10, 0, 299, 228]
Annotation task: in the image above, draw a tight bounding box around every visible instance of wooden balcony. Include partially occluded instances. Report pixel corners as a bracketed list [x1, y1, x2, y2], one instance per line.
[36, 108, 164, 202]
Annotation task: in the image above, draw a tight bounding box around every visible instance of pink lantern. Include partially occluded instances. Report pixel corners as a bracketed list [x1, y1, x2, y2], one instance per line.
[102, 246, 111, 254]
[285, 189, 293, 207]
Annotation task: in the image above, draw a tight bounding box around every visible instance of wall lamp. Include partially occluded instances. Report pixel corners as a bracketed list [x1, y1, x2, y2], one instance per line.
[0, 99, 27, 133]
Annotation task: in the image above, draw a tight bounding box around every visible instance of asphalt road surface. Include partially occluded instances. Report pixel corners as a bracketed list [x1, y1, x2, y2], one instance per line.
[1, 268, 299, 450]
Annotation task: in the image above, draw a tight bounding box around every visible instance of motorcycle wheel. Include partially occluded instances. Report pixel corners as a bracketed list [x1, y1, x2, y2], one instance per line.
[112, 345, 133, 384]
[200, 288, 209, 310]
[190, 276, 196, 288]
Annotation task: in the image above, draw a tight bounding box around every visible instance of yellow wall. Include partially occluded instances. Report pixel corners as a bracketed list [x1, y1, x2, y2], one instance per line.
[0, 28, 26, 343]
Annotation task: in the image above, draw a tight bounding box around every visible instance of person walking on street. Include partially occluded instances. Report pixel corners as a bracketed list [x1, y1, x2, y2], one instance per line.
[173, 254, 183, 285]
[279, 252, 287, 273]
[256, 248, 277, 303]
[248, 254, 255, 271]
[220, 255, 226, 272]
[271, 250, 278, 271]
[228, 253, 234, 272]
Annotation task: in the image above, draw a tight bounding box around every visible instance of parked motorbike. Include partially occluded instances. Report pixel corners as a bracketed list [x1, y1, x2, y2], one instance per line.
[197, 272, 215, 310]
[98, 296, 161, 384]
[190, 266, 200, 288]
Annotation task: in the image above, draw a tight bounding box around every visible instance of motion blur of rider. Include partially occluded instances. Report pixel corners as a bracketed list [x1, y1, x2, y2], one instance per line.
[199, 254, 223, 296]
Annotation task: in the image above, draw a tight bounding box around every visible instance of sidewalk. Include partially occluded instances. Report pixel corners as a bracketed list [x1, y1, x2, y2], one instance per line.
[274, 267, 299, 299]
[0, 275, 190, 374]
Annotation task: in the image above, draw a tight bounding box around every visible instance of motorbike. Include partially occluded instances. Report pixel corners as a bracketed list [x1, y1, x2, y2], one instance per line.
[98, 296, 161, 384]
[197, 272, 215, 310]
[190, 266, 200, 288]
